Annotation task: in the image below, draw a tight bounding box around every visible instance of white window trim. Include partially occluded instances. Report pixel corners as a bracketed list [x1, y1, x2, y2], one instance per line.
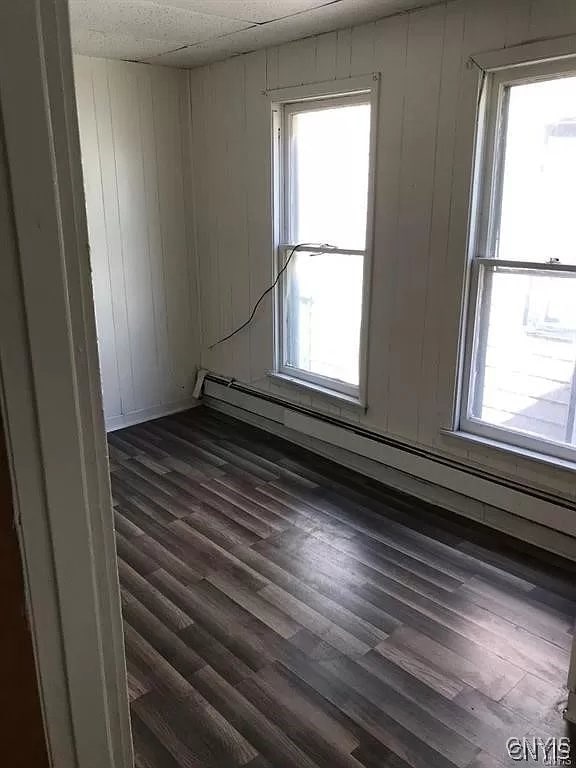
[268, 75, 380, 406]
[459, 44, 576, 466]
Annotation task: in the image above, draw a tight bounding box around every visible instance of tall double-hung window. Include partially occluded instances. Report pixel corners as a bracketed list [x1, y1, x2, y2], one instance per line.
[272, 77, 378, 403]
[461, 57, 576, 461]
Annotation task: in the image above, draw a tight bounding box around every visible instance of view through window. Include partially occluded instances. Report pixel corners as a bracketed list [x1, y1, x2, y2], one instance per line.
[279, 94, 372, 395]
[465, 71, 576, 455]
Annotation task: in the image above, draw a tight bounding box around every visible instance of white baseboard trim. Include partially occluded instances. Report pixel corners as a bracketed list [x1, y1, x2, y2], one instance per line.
[204, 382, 576, 561]
[106, 397, 200, 432]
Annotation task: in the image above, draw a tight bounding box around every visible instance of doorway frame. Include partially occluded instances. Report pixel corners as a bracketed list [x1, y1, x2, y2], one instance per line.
[0, 1, 132, 766]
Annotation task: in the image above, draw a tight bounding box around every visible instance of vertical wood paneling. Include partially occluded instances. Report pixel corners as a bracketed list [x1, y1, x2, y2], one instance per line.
[75, 56, 123, 420]
[528, 0, 576, 39]
[90, 58, 135, 416]
[417, 1, 467, 447]
[151, 67, 198, 403]
[222, 58, 251, 383]
[189, 68, 212, 355]
[503, 0, 532, 46]
[189, 0, 576, 497]
[179, 72, 201, 390]
[335, 28, 353, 78]
[245, 50, 275, 383]
[203, 62, 232, 377]
[266, 47, 280, 90]
[75, 56, 199, 429]
[350, 22, 376, 75]
[205, 64, 223, 375]
[108, 61, 162, 410]
[277, 37, 317, 87]
[314, 32, 338, 81]
[208, 64, 228, 377]
[135, 66, 170, 404]
[364, 12, 409, 431]
[336, 29, 352, 78]
[386, 4, 446, 442]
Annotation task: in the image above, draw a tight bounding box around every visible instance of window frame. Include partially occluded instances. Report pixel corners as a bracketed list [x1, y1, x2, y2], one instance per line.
[269, 75, 379, 405]
[459, 54, 576, 464]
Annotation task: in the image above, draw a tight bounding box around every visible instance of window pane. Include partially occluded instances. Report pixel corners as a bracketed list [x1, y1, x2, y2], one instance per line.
[284, 250, 363, 386]
[290, 102, 370, 249]
[497, 75, 576, 264]
[471, 267, 576, 447]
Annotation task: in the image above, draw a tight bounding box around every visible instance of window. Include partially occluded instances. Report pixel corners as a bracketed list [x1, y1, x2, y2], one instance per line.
[461, 58, 576, 461]
[272, 78, 377, 401]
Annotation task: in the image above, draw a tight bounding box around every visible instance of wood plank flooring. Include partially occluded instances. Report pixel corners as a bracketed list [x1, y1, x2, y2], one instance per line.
[108, 407, 576, 768]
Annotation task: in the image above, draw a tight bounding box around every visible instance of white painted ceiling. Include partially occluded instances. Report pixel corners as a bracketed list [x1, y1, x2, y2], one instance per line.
[69, 0, 440, 68]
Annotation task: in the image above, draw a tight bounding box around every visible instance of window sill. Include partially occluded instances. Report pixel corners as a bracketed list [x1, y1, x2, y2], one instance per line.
[267, 371, 366, 412]
[440, 428, 576, 474]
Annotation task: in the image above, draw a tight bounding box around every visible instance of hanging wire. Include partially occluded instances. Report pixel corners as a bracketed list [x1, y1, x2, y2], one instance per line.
[207, 243, 335, 350]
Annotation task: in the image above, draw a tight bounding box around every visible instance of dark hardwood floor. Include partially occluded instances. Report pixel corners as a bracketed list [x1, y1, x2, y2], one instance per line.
[108, 406, 576, 768]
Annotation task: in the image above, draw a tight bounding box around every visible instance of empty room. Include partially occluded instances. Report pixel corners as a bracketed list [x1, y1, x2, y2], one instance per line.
[2, 1, 576, 767]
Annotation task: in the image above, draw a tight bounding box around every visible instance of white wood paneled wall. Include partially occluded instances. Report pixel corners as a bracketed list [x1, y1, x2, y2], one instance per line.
[74, 56, 199, 430]
[189, 0, 576, 507]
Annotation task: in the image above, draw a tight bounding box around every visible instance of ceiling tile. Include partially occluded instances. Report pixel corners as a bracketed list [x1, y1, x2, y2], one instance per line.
[248, 0, 442, 38]
[71, 27, 180, 59]
[143, 0, 440, 67]
[69, 0, 253, 45]
[140, 26, 264, 66]
[71, 0, 442, 64]
[147, 0, 337, 24]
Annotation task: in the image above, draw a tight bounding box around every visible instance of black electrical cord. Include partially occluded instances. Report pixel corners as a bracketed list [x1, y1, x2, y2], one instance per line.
[208, 242, 334, 349]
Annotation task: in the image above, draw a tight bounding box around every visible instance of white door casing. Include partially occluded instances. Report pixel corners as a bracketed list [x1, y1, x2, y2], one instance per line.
[0, 1, 132, 766]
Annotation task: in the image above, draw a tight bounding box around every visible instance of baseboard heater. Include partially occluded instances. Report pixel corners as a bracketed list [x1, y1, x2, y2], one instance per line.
[203, 373, 576, 557]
